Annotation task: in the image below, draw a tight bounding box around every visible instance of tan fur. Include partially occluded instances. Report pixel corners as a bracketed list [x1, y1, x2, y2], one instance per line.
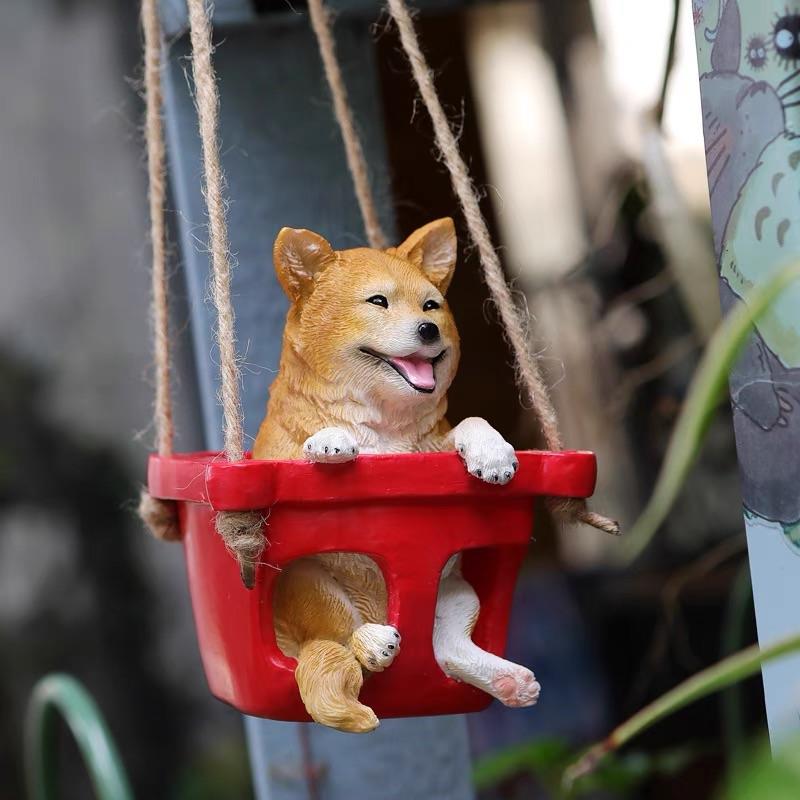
[256, 220, 460, 732]
[295, 641, 377, 733]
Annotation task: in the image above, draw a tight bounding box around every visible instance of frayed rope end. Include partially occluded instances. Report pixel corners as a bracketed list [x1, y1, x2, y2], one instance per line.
[576, 509, 621, 536]
[138, 488, 182, 542]
[546, 496, 621, 536]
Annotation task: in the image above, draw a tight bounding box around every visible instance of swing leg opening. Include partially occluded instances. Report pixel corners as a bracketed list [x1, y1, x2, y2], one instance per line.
[271, 554, 394, 730]
[433, 572, 540, 708]
[432, 546, 539, 707]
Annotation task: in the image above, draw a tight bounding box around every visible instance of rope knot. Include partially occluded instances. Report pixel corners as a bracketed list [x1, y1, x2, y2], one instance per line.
[215, 510, 267, 588]
[138, 489, 181, 542]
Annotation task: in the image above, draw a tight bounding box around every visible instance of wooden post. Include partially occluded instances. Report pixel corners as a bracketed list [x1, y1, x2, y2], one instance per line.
[691, 0, 800, 745]
[159, 5, 475, 797]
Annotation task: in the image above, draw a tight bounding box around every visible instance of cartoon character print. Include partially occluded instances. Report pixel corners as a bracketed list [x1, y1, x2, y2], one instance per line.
[693, 0, 706, 27]
[696, 0, 800, 551]
[744, 34, 769, 70]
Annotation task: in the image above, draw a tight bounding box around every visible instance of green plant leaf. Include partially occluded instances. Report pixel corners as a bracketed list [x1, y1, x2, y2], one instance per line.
[473, 736, 704, 798]
[564, 632, 800, 788]
[620, 262, 800, 563]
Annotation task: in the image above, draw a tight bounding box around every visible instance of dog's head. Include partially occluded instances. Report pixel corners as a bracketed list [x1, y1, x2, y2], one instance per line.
[273, 218, 460, 405]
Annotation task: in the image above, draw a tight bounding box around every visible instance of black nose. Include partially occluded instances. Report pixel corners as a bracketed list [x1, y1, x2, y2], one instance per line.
[417, 322, 440, 343]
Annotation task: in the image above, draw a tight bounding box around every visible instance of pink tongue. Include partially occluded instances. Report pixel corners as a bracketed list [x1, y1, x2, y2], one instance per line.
[389, 355, 435, 390]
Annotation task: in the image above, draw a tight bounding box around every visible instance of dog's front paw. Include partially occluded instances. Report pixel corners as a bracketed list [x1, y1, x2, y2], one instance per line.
[350, 624, 401, 672]
[454, 419, 518, 484]
[303, 427, 359, 463]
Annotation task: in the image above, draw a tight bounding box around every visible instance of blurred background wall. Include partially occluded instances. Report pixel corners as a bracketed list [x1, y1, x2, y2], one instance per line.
[0, 1, 247, 797]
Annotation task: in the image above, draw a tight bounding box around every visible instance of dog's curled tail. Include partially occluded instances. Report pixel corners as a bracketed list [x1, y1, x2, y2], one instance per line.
[296, 640, 378, 733]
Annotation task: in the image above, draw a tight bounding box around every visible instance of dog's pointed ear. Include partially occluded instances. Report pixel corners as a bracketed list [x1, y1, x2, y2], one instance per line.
[273, 227, 336, 302]
[395, 218, 457, 293]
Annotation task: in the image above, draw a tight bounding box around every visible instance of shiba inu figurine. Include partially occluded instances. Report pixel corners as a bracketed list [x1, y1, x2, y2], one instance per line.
[254, 218, 541, 733]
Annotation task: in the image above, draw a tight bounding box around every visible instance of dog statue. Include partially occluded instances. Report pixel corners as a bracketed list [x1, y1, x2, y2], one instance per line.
[254, 218, 541, 733]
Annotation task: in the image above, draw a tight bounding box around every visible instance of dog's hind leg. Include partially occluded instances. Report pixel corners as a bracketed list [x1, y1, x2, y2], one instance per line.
[433, 560, 540, 707]
[296, 640, 379, 733]
[274, 559, 380, 732]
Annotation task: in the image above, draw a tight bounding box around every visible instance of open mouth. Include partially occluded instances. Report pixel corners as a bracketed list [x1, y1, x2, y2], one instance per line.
[360, 348, 446, 393]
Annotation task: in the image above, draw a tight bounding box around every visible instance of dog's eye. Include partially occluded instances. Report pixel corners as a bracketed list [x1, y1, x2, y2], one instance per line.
[366, 295, 388, 308]
[423, 299, 440, 312]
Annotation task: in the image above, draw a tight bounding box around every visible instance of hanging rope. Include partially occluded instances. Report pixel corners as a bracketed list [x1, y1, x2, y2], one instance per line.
[186, 0, 245, 463]
[142, 0, 173, 459]
[185, 0, 264, 585]
[307, 0, 388, 249]
[385, 0, 619, 535]
[137, 0, 180, 542]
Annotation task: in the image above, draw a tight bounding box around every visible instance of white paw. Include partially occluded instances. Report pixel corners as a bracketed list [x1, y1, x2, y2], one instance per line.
[303, 427, 359, 463]
[454, 422, 518, 484]
[490, 668, 541, 708]
[350, 624, 401, 672]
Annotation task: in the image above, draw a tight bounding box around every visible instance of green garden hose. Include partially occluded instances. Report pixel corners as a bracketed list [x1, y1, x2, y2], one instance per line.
[24, 674, 133, 800]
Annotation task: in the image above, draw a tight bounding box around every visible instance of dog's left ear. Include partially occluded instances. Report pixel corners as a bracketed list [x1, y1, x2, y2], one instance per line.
[273, 227, 336, 302]
[395, 218, 457, 294]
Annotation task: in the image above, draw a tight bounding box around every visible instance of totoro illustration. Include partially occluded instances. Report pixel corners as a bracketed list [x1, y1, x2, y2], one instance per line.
[696, 0, 800, 550]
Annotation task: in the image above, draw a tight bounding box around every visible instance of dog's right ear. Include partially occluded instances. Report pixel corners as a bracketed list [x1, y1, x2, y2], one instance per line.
[273, 227, 336, 302]
[395, 218, 457, 294]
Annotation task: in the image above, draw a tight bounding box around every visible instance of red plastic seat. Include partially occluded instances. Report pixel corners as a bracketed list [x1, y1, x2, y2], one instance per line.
[147, 449, 597, 720]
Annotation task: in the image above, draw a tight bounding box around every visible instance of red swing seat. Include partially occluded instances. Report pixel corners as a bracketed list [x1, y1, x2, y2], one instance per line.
[147, 449, 597, 720]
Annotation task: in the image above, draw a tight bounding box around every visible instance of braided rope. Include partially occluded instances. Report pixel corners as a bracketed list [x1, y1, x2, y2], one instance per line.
[186, 0, 264, 584]
[138, 0, 180, 542]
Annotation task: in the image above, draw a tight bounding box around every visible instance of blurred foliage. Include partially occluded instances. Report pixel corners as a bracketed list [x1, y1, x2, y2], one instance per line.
[565, 633, 800, 786]
[721, 735, 800, 800]
[172, 740, 254, 800]
[474, 737, 700, 798]
[475, 733, 800, 800]
[474, 632, 800, 798]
